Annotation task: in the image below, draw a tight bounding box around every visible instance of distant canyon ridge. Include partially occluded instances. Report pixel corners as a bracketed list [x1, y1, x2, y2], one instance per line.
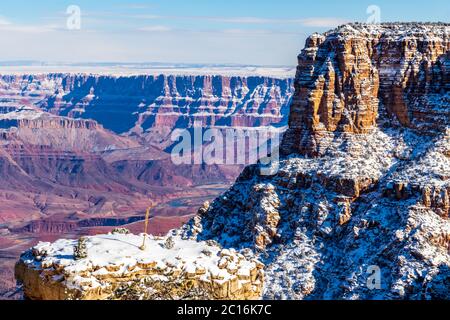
[0, 70, 294, 298]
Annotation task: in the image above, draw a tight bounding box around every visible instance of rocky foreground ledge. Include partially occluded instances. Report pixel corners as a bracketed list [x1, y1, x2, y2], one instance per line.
[15, 231, 264, 300]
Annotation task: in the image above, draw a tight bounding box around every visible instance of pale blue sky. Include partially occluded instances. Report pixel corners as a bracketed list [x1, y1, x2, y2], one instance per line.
[0, 0, 448, 65]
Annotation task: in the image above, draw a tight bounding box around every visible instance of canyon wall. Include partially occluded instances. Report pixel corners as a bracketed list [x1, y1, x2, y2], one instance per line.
[0, 72, 294, 227]
[0, 74, 294, 137]
[9, 23, 450, 300]
[0, 72, 293, 299]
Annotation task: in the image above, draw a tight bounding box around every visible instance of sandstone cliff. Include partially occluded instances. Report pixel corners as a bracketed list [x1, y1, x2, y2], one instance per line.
[0, 107, 139, 152]
[282, 23, 449, 156]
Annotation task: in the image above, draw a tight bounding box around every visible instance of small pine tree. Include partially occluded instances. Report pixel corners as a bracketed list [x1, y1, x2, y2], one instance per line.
[73, 237, 88, 260]
[164, 236, 175, 249]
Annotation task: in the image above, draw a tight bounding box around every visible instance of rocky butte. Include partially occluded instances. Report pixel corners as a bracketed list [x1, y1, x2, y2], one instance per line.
[16, 23, 450, 300]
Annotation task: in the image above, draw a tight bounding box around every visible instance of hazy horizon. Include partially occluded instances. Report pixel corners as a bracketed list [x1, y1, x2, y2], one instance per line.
[0, 0, 448, 66]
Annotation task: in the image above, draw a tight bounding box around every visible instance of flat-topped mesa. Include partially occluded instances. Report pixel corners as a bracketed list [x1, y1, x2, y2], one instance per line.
[1, 116, 99, 130]
[0, 107, 98, 130]
[282, 23, 450, 156]
[15, 232, 264, 300]
[0, 107, 139, 152]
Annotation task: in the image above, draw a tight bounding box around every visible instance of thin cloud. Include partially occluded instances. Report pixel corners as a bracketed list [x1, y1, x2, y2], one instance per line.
[300, 17, 350, 27]
[122, 3, 156, 10]
[221, 28, 271, 34]
[133, 15, 349, 27]
[0, 23, 60, 33]
[0, 14, 63, 33]
[208, 17, 274, 24]
[220, 28, 303, 35]
[135, 25, 307, 36]
[49, 11, 347, 30]
[0, 17, 12, 26]
[210, 16, 349, 27]
[132, 14, 161, 20]
[139, 25, 172, 32]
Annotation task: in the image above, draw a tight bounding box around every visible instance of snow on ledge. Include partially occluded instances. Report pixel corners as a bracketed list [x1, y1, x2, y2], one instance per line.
[16, 233, 264, 300]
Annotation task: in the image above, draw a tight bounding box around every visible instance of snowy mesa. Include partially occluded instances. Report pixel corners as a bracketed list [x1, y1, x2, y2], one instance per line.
[15, 232, 264, 300]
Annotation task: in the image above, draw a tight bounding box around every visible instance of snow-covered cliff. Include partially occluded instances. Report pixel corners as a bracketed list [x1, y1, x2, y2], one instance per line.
[180, 23, 450, 300]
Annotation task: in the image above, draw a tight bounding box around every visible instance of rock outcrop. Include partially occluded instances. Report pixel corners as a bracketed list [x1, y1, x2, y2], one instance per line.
[15, 233, 263, 300]
[0, 107, 139, 152]
[282, 23, 449, 156]
[180, 23, 450, 300]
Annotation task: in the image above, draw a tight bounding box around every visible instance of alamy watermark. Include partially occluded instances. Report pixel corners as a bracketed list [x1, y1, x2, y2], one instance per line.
[170, 122, 280, 176]
[66, 5, 81, 30]
[366, 5, 381, 24]
[366, 265, 381, 290]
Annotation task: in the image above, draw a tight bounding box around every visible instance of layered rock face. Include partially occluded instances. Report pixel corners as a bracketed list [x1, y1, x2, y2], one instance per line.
[0, 107, 155, 227]
[10, 23, 450, 301]
[0, 107, 140, 153]
[181, 23, 450, 300]
[282, 23, 449, 156]
[0, 73, 294, 195]
[0, 74, 293, 136]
